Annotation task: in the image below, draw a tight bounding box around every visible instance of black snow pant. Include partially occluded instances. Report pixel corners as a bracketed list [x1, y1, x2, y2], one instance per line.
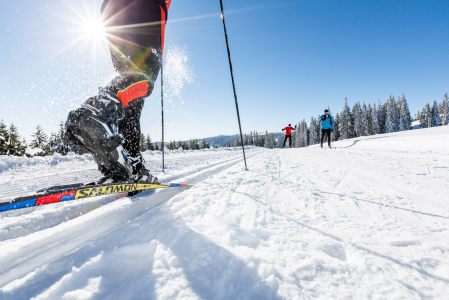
[282, 135, 292, 148]
[100, 0, 168, 157]
[321, 129, 331, 146]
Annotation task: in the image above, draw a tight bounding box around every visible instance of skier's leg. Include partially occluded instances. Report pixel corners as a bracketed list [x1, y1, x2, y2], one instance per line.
[282, 136, 287, 148]
[102, 0, 169, 182]
[101, 0, 166, 95]
[288, 135, 292, 148]
[118, 98, 144, 158]
[327, 130, 331, 146]
[320, 129, 325, 147]
[101, 0, 166, 152]
[66, 0, 169, 181]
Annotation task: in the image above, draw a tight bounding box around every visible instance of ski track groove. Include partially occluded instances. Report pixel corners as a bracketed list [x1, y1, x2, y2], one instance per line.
[0, 151, 263, 288]
[0, 153, 251, 201]
[0, 152, 260, 241]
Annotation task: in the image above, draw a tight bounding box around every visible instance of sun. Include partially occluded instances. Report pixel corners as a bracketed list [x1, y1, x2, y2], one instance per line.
[83, 19, 104, 40]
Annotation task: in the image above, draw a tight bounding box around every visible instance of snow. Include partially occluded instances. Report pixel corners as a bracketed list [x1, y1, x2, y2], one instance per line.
[1, 128, 449, 299]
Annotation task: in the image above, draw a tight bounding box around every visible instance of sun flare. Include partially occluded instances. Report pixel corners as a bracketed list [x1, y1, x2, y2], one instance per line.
[83, 19, 104, 40]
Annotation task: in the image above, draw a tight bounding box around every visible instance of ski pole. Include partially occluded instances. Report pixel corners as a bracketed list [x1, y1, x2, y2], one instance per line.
[161, 48, 165, 172]
[219, 0, 248, 171]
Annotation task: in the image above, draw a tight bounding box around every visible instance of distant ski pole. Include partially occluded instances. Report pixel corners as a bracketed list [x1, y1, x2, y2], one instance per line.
[161, 49, 165, 172]
[219, 0, 248, 171]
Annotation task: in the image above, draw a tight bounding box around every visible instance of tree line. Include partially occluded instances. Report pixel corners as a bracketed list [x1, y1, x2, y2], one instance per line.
[1, 92, 447, 155]
[277, 92, 448, 149]
[0, 120, 220, 157]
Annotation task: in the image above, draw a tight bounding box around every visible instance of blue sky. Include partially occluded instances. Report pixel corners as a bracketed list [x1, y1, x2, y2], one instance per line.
[0, 0, 448, 142]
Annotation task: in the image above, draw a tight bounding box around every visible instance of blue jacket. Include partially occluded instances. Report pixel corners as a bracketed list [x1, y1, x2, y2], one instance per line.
[319, 115, 334, 130]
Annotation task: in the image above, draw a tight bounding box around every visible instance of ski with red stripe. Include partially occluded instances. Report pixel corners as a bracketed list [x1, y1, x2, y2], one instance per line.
[0, 182, 193, 212]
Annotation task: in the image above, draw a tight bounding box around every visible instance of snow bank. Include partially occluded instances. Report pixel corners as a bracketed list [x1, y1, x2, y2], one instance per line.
[0, 146, 256, 175]
[0, 153, 94, 174]
[332, 125, 449, 154]
[0, 130, 448, 299]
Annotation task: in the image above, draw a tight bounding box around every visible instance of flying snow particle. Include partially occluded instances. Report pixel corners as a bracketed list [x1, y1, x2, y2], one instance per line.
[163, 44, 196, 97]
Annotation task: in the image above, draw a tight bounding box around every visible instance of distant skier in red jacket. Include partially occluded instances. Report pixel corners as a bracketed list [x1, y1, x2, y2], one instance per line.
[282, 124, 296, 148]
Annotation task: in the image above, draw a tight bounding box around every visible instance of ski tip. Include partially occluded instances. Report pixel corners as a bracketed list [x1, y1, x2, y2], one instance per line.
[170, 183, 195, 187]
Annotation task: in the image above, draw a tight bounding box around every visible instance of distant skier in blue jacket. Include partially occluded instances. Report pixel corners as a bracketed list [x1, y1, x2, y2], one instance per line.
[319, 109, 334, 148]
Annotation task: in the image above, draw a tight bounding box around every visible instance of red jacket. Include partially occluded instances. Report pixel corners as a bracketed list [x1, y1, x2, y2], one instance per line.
[283, 126, 295, 136]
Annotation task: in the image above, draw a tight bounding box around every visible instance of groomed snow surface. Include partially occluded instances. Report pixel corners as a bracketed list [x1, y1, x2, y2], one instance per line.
[1, 127, 449, 299]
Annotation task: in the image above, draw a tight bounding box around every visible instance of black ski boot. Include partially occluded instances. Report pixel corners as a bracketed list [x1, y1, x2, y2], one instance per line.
[126, 155, 158, 197]
[128, 155, 158, 183]
[65, 88, 133, 181]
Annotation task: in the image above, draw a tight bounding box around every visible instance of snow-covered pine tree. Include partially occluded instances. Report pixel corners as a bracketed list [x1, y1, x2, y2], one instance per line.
[309, 117, 318, 145]
[353, 102, 363, 137]
[48, 122, 70, 155]
[267, 133, 274, 149]
[231, 137, 238, 147]
[139, 133, 146, 152]
[398, 93, 411, 131]
[57, 122, 67, 153]
[7, 124, 26, 156]
[420, 104, 431, 128]
[361, 102, 369, 136]
[145, 135, 153, 150]
[48, 132, 59, 154]
[193, 139, 200, 150]
[339, 98, 351, 140]
[385, 97, 393, 133]
[264, 131, 269, 148]
[30, 125, 49, 156]
[367, 104, 373, 135]
[378, 100, 387, 134]
[442, 92, 449, 125]
[332, 113, 340, 141]
[302, 120, 308, 147]
[393, 96, 401, 131]
[371, 102, 379, 135]
[295, 121, 307, 147]
[297, 122, 303, 147]
[431, 100, 442, 127]
[0, 119, 9, 155]
[293, 123, 299, 147]
[385, 96, 400, 133]
[244, 134, 249, 146]
[201, 139, 207, 149]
